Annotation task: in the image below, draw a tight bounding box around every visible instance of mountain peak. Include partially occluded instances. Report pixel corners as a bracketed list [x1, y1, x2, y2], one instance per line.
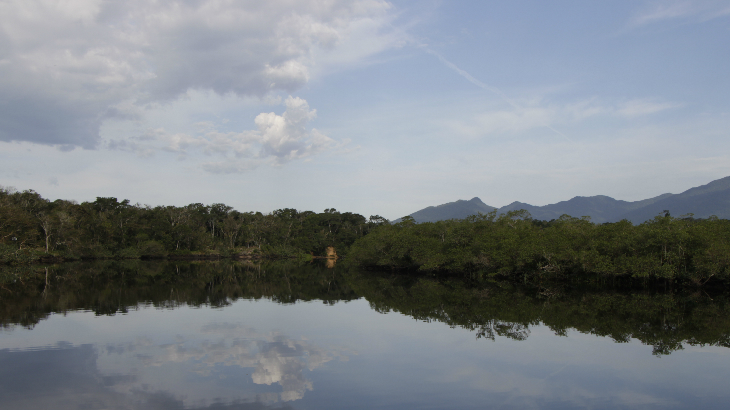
[400, 197, 496, 223]
[398, 176, 730, 224]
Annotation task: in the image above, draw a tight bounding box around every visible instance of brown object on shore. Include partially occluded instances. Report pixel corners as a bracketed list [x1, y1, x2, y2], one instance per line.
[325, 246, 337, 268]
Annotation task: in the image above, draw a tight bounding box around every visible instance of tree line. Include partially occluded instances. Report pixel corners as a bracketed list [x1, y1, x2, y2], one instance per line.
[3, 186, 730, 286]
[0, 187, 387, 264]
[347, 210, 730, 285]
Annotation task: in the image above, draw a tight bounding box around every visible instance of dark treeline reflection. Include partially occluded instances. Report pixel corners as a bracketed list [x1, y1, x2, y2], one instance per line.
[2, 261, 730, 356]
[0, 261, 359, 329]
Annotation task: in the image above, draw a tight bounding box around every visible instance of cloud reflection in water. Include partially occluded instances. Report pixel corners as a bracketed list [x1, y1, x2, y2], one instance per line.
[0, 322, 348, 409]
[136, 322, 343, 402]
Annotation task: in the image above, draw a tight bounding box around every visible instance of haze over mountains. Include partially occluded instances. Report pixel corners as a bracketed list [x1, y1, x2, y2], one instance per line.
[401, 176, 730, 224]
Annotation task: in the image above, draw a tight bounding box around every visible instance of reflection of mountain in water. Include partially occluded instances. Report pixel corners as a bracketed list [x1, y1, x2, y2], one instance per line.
[2, 260, 730, 356]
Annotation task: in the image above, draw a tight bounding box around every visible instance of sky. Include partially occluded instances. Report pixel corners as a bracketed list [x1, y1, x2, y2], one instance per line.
[1, 0, 729, 219]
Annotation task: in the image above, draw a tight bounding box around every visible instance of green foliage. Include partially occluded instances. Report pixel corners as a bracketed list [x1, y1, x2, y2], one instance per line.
[348, 211, 730, 284]
[139, 241, 167, 258]
[116, 247, 141, 259]
[0, 186, 379, 264]
[0, 244, 47, 265]
[3, 186, 730, 286]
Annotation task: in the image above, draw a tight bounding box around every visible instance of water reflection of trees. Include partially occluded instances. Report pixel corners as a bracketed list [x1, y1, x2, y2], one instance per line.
[476, 320, 531, 341]
[2, 261, 730, 355]
[346, 272, 730, 355]
[0, 260, 357, 329]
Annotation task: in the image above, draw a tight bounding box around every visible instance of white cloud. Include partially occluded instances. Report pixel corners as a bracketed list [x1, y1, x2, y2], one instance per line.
[631, 1, 694, 26]
[630, 0, 730, 27]
[450, 98, 678, 138]
[0, 0, 401, 148]
[615, 99, 680, 118]
[257, 96, 330, 161]
[108, 96, 336, 173]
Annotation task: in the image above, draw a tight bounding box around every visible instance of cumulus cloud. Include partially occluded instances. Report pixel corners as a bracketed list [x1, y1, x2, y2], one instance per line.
[0, 0, 400, 148]
[109, 96, 337, 173]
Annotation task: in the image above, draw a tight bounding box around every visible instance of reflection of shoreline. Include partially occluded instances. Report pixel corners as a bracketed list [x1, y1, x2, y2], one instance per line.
[4, 260, 730, 357]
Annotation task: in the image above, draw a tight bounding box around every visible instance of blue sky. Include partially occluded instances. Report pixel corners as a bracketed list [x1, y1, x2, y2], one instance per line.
[1, 0, 729, 219]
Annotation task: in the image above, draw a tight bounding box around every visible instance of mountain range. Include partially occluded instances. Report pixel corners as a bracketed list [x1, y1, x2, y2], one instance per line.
[400, 176, 730, 224]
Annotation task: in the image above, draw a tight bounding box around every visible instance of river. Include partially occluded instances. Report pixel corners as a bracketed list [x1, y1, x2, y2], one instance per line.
[1, 260, 729, 409]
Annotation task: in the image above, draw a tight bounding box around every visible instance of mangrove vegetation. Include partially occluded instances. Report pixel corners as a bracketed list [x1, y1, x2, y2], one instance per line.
[347, 210, 730, 286]
[2, 187, 730, 286]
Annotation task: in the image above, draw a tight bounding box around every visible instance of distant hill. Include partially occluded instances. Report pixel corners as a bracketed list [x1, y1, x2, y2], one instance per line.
[400, 197, 496, 223]
[617, 176, 730, 223]
[497, 193, 673, 223]
[397, 176, 730, 224]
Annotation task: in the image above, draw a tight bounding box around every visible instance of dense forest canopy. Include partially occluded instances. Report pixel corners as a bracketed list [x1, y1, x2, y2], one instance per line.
[2, 186, 730, 286]
[0, 186, 386, 263]
[348, 210, 730, 285]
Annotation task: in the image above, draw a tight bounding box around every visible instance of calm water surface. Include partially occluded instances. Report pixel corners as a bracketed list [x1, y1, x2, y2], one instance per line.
[1, 261, 729, 409]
